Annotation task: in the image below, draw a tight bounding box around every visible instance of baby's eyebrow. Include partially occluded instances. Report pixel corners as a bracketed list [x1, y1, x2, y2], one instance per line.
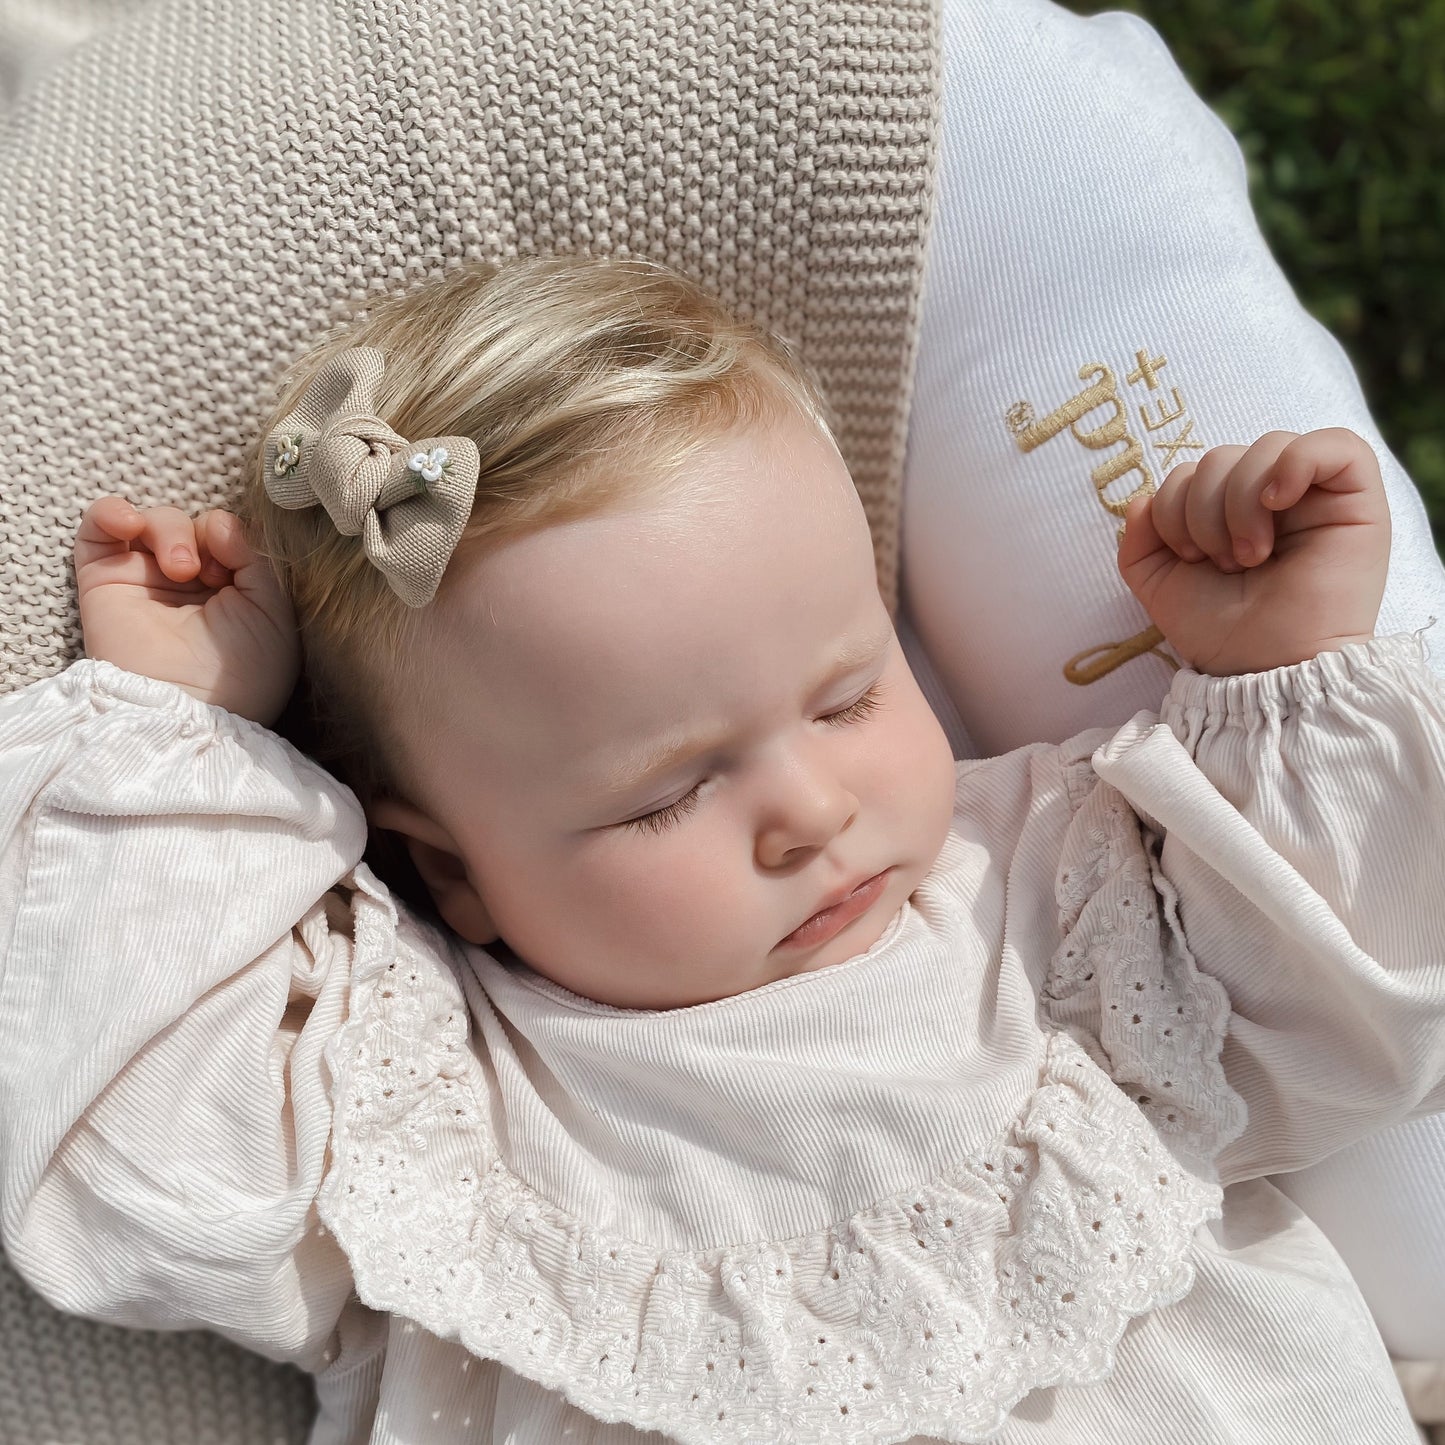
[599, 626, 893, 794]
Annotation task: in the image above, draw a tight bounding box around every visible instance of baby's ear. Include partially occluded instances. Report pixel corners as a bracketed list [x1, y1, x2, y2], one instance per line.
[366, 796, 500, 947]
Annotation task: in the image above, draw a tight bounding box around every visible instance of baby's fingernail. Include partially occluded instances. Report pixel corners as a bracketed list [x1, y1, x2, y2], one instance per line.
[1233, 536, 1257, 564]
[1263, 484, 1279, 504]
[171, 546, 193, 567]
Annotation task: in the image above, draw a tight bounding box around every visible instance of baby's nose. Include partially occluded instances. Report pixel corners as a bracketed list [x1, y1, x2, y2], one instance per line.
[754, 760, 859, 869]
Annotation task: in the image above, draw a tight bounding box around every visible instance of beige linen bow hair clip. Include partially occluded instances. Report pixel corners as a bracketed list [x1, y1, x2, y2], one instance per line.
[263, 347, 481, 607]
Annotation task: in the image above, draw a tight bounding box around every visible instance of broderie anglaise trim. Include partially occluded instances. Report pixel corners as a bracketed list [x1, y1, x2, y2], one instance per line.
[317, 852, 1231, 1445]
[1044, 752, 1245, 1173]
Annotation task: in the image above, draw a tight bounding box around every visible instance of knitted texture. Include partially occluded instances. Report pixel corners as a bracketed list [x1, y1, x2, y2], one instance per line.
[0, 1265, 316, 1444]
[0, 0, 942, 698]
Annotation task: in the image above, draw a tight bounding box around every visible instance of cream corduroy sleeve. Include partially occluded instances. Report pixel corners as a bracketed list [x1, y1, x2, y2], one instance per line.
[0, 660, 370, 1370]
[1086, 635, 1445, 1185]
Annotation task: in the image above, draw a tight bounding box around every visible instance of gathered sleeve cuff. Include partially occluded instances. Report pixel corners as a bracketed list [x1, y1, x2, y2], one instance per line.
[0, 659, 375, 1370]
[1085, 633, 1445, 1185]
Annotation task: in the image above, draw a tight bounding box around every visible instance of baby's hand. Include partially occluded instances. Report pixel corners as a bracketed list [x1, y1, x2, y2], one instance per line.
[1117, 429, 1391, 675]
[74, 497, 301, 726]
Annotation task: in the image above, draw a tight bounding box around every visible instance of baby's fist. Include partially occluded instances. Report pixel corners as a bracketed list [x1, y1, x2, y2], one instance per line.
[1118, 429, 1391, 676]
[75, 497, 301, 726]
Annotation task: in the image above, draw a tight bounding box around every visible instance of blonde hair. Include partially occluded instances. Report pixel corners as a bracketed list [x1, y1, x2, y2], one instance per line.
[239, 253, 835, 890]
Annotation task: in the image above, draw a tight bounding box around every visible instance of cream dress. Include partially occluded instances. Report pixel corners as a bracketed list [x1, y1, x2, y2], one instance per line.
[1, 636, 1441, 1444]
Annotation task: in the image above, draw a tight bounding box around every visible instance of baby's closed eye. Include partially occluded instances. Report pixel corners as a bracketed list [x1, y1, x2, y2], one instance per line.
[616, 682, 889, 836]
[620, 784, 705, 835]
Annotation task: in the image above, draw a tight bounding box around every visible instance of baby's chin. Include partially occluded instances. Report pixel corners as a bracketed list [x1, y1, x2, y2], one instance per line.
[489, 866, 916, 1012]
[627, 894, 909, 1010]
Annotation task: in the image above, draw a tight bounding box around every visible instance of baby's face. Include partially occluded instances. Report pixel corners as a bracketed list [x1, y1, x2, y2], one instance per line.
[377, 408, 958, 1009]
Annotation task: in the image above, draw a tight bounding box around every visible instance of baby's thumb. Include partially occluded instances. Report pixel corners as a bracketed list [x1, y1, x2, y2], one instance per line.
[1116, 492, 1157, 574]
[1115, 491, 1175, 612]
[195, 509, 255, 570]
[200, 511, 294, 622]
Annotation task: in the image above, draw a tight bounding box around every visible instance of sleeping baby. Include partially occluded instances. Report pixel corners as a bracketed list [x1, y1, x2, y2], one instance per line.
[1, 252, 1440, 1443]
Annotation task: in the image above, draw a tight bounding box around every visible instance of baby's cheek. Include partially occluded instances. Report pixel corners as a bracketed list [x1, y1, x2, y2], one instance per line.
[650, 838, 757, 944]
[590, 846, 766, 1007]
[891, 693, 958, 831]
[573, 833, 746, 959]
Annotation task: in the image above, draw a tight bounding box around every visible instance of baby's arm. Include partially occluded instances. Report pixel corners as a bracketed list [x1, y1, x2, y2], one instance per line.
[1090, 634, 1445, 1183]
[0, 659, 374, 1368]
[0, 503, 372, 1372]
[1090, 430, 1445, 1181]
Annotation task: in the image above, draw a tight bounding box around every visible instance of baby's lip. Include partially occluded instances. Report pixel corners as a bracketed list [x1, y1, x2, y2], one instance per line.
[777, 868, 892, 949]
[814, 871, 883, 918]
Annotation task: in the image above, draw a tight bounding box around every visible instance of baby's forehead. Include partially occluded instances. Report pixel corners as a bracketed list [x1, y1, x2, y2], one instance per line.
[409, 414, 880, 752]
[422, 568, 885, 787]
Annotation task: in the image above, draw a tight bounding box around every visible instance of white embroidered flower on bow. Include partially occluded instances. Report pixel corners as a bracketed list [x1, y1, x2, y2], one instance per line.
[407, 445, 449, 489]
[273, 433, 302, 478]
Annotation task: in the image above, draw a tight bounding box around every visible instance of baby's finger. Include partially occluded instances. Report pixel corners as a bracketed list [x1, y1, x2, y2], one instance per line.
[196, 510, 269, 593]
[124, 505, 204, 582]
[1184, 446, 1249, 572]
[1262, 428, 1378, 512]
[1222, 432, 1298, 565]
[73, 496, 148, 572]
[192, 510, 245, 586]
[1116, 490, 1166, 592]
[195, 509, 294, 623]
[1148, 464, 1205, 562]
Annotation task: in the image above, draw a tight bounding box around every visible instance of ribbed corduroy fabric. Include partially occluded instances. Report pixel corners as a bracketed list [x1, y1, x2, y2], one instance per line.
[1, 639, 1442, 1441]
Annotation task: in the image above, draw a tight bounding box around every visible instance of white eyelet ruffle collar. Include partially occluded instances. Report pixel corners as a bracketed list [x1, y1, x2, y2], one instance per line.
[317, 752, 1243, 1444]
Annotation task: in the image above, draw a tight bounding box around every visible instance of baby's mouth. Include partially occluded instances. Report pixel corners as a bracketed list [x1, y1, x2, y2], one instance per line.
[775, 868, 893, 951]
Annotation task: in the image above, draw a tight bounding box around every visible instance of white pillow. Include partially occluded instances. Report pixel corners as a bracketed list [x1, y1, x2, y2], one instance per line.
[898, 0, 1445, 1366]
[902, 0, 1445, 760]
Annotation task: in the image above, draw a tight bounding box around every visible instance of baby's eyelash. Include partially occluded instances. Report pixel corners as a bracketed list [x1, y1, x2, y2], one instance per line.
[621, 783, 703, 835]
[821, 681, 887, 727]
[619, 683, 887, 835]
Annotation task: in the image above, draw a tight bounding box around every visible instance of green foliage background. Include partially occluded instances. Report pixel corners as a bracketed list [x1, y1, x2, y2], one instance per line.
[1059, 0, 1445, 548]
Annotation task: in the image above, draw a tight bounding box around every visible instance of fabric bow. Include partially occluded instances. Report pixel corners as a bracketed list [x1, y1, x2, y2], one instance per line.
[263, 347, 480, 606]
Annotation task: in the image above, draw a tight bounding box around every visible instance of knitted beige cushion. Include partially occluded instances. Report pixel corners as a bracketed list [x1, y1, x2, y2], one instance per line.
[0, 1272, 317, 1445]
[0, 0, 940, 1439]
